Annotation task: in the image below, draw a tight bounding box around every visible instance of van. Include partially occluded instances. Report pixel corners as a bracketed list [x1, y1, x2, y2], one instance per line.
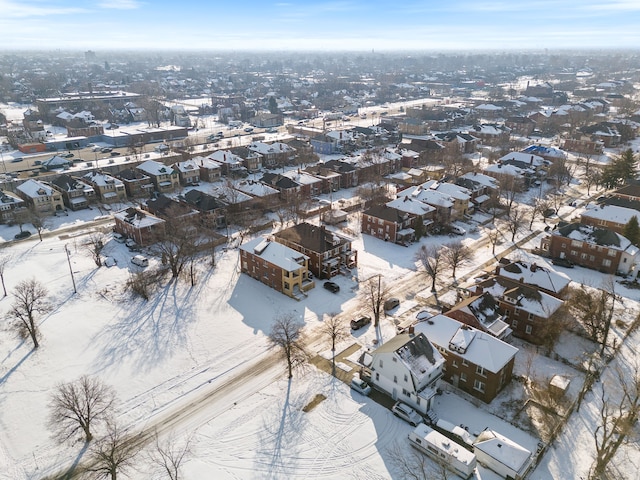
[131, 255, 149, 267]
[409, 423, 477, 479]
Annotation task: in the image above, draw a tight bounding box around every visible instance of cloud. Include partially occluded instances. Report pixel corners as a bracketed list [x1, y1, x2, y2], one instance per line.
[0, 0, 87, 18]
[97, 0, 142, 9]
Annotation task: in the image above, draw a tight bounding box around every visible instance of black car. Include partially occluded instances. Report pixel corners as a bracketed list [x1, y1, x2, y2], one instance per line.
[110, 151, 120, 156]
[350, 316, 371, 330]
[14, 230, 32, 240]
[552, 257, 574, 268]
[323, 281, 340, 293]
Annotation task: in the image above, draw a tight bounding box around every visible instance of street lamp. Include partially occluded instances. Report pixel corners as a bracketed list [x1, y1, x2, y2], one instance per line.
[65, 244, 77, 294]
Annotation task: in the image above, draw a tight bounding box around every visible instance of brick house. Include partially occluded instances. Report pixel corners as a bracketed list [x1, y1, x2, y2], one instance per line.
[136, 160, 180, 193]
[82, 171, 127, 204]
[415, 314, 518, 404]
[323, 159, 358, 188]
[301, 165, 342, 194]
[50, 174, 95, 211]
[193, 156, 222, 182]
[540, 222, 638, 274]
[361, 204, 416, 244]
[181, 189, 227, 229]
[248, 141, 296, 168]
[239, 237, 314, 299]
[260, 172, 301, 203]
[445, 291, 512, 341]
[579, 204, 639, 236]
[493, 259, 571, 299]
[172, 159, 201, 186]
[113, 207, 165, 246]
[0, 190, 26, 224]
[273, 222, 357, 279]
[115, 168, 154, 198]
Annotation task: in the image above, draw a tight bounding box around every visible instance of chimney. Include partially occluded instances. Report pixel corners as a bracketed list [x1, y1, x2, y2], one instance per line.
[530, 155, 534, 165]
[531, 263, 537, 272]
[408, 325, 415, 335]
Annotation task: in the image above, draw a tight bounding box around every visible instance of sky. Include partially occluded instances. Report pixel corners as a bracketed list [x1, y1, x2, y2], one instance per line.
[1, 0, 640, 52]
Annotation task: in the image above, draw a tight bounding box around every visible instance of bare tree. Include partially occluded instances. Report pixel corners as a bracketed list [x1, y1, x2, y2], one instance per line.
[320, 313, 349, 374]
[268, 313, 307, 378]
[591, 362, 640, 478]
[416, 245, 444, 292]
[85, 233, 107, 267]
[487, 227, 501, 255]
[529, 197, 552, 230]
[29, 206, 51, 241]
[0, 253, 12, 297]
[48, 375, 117, 443]
[506, 206, 526, 242]
[500, 175, 521, 215]
[84, 420, 141, 480]
[568, 283, 615, 350]
[442, 241, 473, 279]
[7, 278, 50, 348]
[362, 274, 391, 327]
[149, 432, 192, 480]
[152, 206, 199, 279]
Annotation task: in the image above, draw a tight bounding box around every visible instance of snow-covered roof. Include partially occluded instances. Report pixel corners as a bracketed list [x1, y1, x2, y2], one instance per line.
[474, 429, 532, 475]
[459, 172, 499, 189]
[498, 151, 545, 167]
[173, 159, 200, 173]
[497, 260, 571, 295]
[581, 204, 639, 225]
[248, 141, 294, 155]
[137, 160, 175, 176]
[386, 196, 435, 215]
[397, 184, 454, 208]
[235, 180, 279, 197]
[479, 278, 564, 319]
[208, 150, 243, 166]
[281, 170, 322, 186]
[114, 208, 165, 228]
[240, 237, 309, 272]
[82, 171, 124, 188]
[555, 223, 638, 254]
[16, 179, 55, 198]
[485, 163, 531, 177]
[414, 314, 518, 373]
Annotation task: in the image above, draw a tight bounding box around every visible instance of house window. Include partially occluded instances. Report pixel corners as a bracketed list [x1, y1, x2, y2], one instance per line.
[452, 360, 458, 368]
[571, 240, 583, 248]
[570, 250, 578, 256]
[526, 325, 533, 335]
[476, 366, 486, 377]
[602, 259, 612, 267]
[590, 255, 595, 261]
[608, 249, 617, 257]
[528, 312, 534, 321]
[512, 319, 518, 328]
[404, 374, 408, 382]
[473, 380, 485, 392]
[375, 373, 379, 381]
[514, 307, 520, 316]
[561, 243, 567, 248]
[393, 376, 398, 384]
[461, 359, 468, 367]
[460, 373, 467, 382]
[402, 388, 410, 397]
[581, 253, 587, 260]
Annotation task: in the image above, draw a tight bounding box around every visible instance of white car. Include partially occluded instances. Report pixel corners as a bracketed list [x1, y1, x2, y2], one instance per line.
[350, 377, 372, 396]
[392, 401, 422, 426]
[450, 225, 466, 236]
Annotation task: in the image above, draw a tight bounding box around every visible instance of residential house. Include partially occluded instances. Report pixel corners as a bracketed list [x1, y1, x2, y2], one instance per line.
[397, 118, 429, 136]
[136, 160, 180, 193]
[562, 137, 604, 155]
[181, 189, 227, 229]
[193, 156, 222, 182]
[273, 222, 357, 279]
[415, 314, 518, 404]
[115, 168, 154, 198]
[521, 145, 567, 163]
[455, 172, 499, 208]
[16, 179, 65, 213]
[172, 159, 201, 186]
[494, 259, 571, 299]
[113, 207, 165, 246]
[50, 174, 95, 211]
[230, 146, 263, 173]
[361, 204, 416, 245]
[40, 155, 72, 172]
[82, 171, 127, 204]
[260, 172, 301, 203]
[144, 194, 196, 221]
[240, 237, 314, 299]
[234, 180, 281, 211]
[250, 112, 283, 128]
[360, 332, 444, 415]
[396, 183, 455, 224]
[445, 291, 513, 341]
[310, 133, 339, 155]
[433, 132, 479, 155]
[468, 124, 511, 146]
[473, 277, 565, 345]
[580, 204, 639, 236]
[484, 163, 531, 192]
[540, 222, 638, 274]
[281, 170, 323, 198]
[301, 165, 342, 194]
[323, 159, 358, 188]
[207, 150, 247, 178]
[248, 141, 295, 168]
[0, 190, 26, 224]
[505, 116, 536, 137]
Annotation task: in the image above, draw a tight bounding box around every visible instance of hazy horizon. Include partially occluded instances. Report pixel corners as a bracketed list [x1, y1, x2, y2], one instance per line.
[2, 0, 640, 52]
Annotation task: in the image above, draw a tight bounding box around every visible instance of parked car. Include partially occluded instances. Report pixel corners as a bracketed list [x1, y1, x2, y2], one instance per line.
[62, 152, 74, 158]
[101, 147, 113, 153]
[14, 230, 32, 240]
[131, 255, 149, 267]
[113, 233, 125, 243]
[450, 225, 466, 236]
[384, 297, 400, 311]
[323, 281, 340, 293]
[552, 257, 574, 268]
[244, 127, 254, 133]
[10, 157, 24, 163]
[392, 401, 422, 426]
[350, 316, 371, 330]
[110, 151, 120, 156]
[350, 376, 372, 396]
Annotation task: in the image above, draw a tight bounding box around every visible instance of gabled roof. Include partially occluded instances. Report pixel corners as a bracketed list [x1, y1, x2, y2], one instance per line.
[555, 222, 637, 253]
[183, 189, 226, 211]
[474, 430, 532, 475]
[137, 160, 175, 177]
[240, 237, 308, 272]
[274, 222, 351, 253]
[498, 260, 570, 295]
[415, 314, 518, 373]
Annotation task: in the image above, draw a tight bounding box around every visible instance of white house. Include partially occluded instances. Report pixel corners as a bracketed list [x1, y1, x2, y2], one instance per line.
[473, 429, 534, 480]
[361, 332, 444, 415]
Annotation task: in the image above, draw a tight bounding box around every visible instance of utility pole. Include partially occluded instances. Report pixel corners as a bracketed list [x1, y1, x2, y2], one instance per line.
[65, 244, 77, 294]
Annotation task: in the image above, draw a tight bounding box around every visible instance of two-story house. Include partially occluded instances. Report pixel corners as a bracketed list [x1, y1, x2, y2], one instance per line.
[540, 222, 638, 275]
[136, 160, 180, 193]
[415, 314, 518, 404]
[240, 237, 315, 299]
[494, 258, 571, 298]
[580, 204, 638, 236]
[16, 179, 65, 213]
[50, 174, 95, 211]
[115, 168, 154, 198]
[360, 332, 444, 416]
[361, 204, 416, 244]
[181, 189, 227, 229]
[0, 190, 26, 224]
[193, 156, 222, 182]
[82, 171, 127, 204]
[273, 222, 357, 279]
[113, 207, 165, 246]
[248, 141, 296, 168]
[445, 291, 512, 341]
[172, 159, 201, 186]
